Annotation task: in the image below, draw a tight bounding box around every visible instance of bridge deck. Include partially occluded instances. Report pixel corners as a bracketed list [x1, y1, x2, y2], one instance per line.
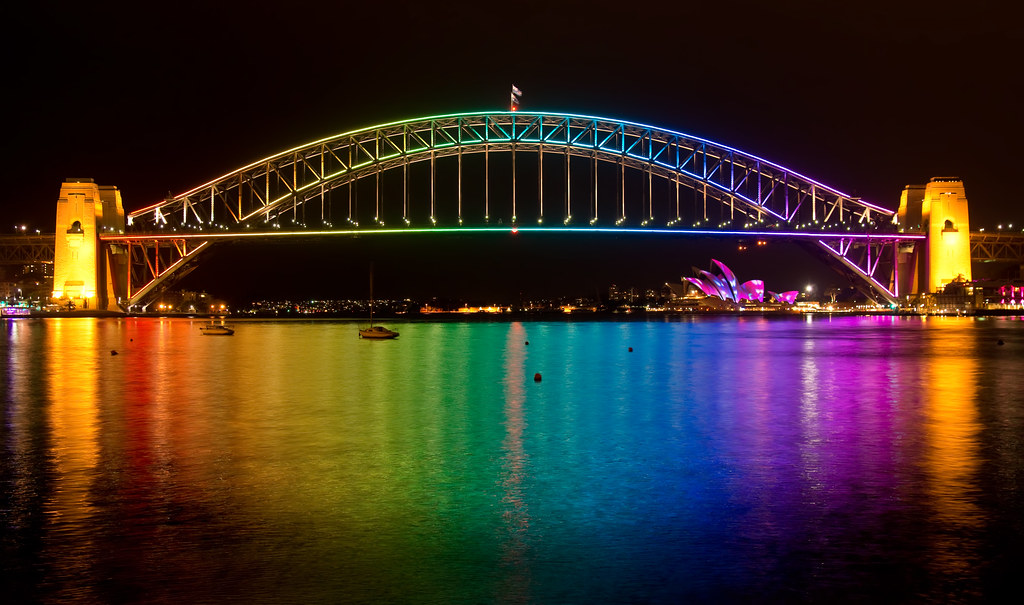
[0, 234, 55, 264]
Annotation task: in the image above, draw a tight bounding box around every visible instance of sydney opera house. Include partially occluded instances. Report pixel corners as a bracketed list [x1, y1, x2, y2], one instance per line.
[681, 259, 798, 306]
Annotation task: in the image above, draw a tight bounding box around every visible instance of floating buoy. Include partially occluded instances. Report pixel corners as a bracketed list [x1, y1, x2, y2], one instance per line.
[110, 350, 119, 356]
[997, 339, 1005, 346]
[525, 341, 529, 345]
[628, 347, 633, 352]
[533, 373, 542, 382]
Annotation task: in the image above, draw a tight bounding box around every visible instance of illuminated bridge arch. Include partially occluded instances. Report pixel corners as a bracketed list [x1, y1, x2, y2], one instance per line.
[112, 111, 913, 308]
[129, 111, 893, 230]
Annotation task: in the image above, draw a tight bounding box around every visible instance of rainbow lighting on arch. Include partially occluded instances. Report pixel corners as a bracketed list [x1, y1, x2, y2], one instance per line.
[108, 110, 928, 310]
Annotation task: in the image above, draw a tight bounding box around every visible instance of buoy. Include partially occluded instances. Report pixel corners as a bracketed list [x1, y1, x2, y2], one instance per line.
[533, 373, 542, 382]
[525, 341, 529, 345]
[110, 350, 119, 356]
[628, 347, 633, 352]
[997, 339, 1005, 346]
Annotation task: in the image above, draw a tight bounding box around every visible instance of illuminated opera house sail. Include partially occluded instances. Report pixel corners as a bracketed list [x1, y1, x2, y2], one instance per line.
[683, 260, 798, 305]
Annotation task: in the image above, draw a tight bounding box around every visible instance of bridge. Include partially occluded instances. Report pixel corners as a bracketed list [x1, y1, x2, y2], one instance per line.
[0, 235, 54, 265]
[23, 110, 1014, 311]
[970, 232, 1024, 263]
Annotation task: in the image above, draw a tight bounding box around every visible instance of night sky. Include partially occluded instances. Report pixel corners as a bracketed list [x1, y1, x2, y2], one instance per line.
[5, 1, 1020, 302]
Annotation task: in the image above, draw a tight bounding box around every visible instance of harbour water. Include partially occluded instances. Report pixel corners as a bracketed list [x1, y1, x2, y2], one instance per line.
[2, 315, 1023, 603]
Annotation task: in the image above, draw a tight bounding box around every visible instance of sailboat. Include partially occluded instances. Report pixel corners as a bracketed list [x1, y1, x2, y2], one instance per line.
[359, 263, 399, 339]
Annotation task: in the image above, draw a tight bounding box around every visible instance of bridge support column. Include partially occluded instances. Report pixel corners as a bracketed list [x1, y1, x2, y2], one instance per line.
[897, 177, 972, 294]
[52, 178, 126, 312]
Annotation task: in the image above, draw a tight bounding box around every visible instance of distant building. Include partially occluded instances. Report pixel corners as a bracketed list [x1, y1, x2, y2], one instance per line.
[682, 260, 797, 306]
[927, 278, 1024, 313]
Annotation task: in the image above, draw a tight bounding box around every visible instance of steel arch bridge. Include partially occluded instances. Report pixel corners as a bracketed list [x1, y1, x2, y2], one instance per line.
[104, 111, 921, 309]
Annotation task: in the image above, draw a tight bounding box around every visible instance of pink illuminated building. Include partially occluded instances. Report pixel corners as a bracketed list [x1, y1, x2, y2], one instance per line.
[683, 260, 797, 306]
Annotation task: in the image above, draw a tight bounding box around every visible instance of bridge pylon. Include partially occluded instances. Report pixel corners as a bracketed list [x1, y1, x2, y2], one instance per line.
[52, 178, 128, 311]
[897, 177, 972, 295]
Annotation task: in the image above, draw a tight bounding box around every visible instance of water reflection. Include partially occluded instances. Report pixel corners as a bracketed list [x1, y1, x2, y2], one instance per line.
[41, 320, 101, 602]
[1, 316, 1021, 603]
[3, 319, 58, 601]
[500, 322, 531, 603]
[922, 319, 982, 596]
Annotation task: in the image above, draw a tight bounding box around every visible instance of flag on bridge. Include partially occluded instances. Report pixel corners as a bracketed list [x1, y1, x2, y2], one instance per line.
[511, 84, 522, 111]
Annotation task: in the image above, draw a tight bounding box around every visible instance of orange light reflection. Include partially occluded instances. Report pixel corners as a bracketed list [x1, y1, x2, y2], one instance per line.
[922, 318, 982, 582]
[45, 319, 101, 602]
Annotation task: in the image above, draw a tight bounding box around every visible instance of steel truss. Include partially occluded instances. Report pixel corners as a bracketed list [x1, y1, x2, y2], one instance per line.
[0, 235, 54, 265]
[114, 111, 907, 308]
[118, 239, 210, 308]
[970, 232, 1024, 262]
[127, 112, 894, 231]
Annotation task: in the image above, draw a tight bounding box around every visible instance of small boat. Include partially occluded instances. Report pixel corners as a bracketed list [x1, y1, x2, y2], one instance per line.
[200, 323, 234, 335]
[359, 262, 398, 339]
[359, 325, 399, 339]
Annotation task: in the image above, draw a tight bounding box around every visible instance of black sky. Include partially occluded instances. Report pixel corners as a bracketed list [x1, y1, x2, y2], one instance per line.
[4, 1, 1021, 301]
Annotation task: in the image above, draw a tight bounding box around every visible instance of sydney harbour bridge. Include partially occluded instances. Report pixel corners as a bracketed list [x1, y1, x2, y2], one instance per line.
[6, 110, 1020, 312]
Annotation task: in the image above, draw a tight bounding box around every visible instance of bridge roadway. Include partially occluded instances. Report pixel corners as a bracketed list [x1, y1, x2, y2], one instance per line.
[970, 232, 1024, 263]
[0, 234, 55, 265]
[5, 224, 1022, 302]
[62, 227, 1011, 264]
[8, 227, 1017, 265]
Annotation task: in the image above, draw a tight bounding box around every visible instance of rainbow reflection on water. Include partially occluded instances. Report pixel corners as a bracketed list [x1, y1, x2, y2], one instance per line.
[2, 315, 1023, 603]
